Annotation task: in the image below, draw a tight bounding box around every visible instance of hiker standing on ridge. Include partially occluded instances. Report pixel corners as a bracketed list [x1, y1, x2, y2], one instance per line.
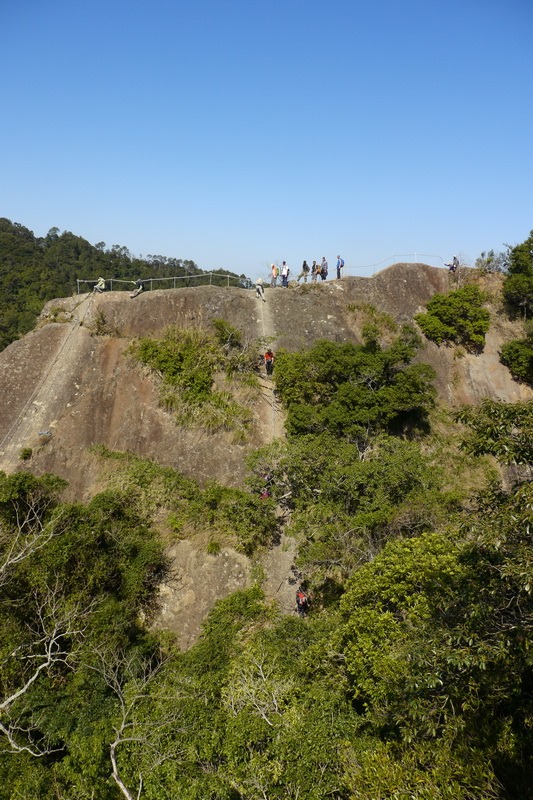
[320, 257, 328, 281]
[297, 260, 310, 283]
[281, 262, 290, 288]
[336, 255, 344, 279]
[270, 263, 279, 288]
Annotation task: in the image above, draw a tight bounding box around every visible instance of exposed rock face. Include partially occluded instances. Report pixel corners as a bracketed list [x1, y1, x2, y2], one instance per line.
[0, 264, 530, 644]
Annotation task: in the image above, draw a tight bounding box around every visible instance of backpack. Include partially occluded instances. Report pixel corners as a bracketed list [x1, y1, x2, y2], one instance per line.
[340, 259, 344, 268]
[275, 266, 280, 277]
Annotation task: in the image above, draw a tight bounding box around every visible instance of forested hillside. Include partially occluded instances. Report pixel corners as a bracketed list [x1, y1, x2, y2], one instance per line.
[1, 230, 533, 798]
[0, 218, 243, 351]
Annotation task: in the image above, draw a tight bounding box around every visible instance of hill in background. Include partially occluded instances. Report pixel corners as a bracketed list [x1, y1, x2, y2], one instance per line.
[0, 217, 245, 351]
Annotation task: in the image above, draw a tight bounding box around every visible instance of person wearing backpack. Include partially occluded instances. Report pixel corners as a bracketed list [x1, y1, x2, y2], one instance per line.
[320, 257, 328, 281]
[336, 255, 345, 279]
[264, 349, 274, 376]
[281, 261, 290, 288]
[255, 277, 266, 301]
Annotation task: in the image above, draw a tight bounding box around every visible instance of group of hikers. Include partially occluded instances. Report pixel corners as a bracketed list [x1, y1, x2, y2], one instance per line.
[270, 256, 344, 288]
[255, 256, 345, 300]
[93, 254, 459, 302]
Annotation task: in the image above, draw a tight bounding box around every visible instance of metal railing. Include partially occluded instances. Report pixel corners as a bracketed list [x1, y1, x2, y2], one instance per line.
[78, 255, 455, 294]
[77, 272, 251, 294]
[343, 253, 447, 276]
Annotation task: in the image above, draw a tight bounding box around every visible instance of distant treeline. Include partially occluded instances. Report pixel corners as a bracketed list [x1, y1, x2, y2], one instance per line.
[0, 218, 245, 351]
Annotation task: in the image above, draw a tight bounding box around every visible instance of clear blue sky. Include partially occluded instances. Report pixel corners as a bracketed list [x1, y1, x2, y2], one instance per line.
[2, 0, 532, 277]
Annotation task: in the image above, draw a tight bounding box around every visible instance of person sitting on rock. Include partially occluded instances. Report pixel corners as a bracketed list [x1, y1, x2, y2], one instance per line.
[93, 277, 106, 293]
[130, 278, 145, 298]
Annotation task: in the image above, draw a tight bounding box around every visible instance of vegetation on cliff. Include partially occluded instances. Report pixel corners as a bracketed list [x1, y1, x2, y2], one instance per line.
[130, 320, 261, 438]
[498, 230, 533, 385]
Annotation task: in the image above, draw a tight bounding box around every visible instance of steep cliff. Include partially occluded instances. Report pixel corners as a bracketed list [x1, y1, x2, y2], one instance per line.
[0, 264, 530, 645]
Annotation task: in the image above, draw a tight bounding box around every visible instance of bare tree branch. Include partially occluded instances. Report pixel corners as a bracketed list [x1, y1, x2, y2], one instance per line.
[0, 580, 94, 757]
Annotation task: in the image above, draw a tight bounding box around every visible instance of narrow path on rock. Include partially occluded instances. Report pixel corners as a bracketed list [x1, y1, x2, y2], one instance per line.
[255, 294, 299, 616]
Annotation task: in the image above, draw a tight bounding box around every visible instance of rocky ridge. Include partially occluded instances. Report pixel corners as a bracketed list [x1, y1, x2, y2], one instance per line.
[0, 264, 530, 645]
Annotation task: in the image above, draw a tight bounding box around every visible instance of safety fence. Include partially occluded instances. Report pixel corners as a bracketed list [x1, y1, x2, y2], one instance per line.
[77, 272, 252, 294]
[78, 255, 454, 294]
[341, 253, 447, 276]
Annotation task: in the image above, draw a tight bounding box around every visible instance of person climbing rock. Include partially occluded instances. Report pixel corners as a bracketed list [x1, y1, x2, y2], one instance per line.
[296, 588, 309, 617]
[255, 277, 266, 301]
[264, 349, 274, 376]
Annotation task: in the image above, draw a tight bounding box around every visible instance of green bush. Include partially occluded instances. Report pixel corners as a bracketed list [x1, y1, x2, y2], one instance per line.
[415, 285, 490, 349]
[500, 337, 533, 385]
[501, 229, 533, 318]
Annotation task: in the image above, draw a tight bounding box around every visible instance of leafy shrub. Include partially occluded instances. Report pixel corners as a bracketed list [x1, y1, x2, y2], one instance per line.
[346, 302, 398, 341]
[500, 337, 533, 385]
[415, 285, 490, 349]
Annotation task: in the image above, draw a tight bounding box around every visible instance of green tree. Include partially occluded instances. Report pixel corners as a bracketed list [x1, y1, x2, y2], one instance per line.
[273, 331, 436, 444]
[475, 248, 509, 273]
[335, 480, 533, 798]
[502, 229, 533, 318]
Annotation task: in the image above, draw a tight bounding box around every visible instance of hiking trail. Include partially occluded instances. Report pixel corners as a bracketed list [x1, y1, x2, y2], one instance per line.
[256, 293, 298, 616]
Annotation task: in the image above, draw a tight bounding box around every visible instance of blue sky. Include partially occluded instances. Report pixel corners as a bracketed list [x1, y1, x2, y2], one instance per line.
[1, 0, 532, 277]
